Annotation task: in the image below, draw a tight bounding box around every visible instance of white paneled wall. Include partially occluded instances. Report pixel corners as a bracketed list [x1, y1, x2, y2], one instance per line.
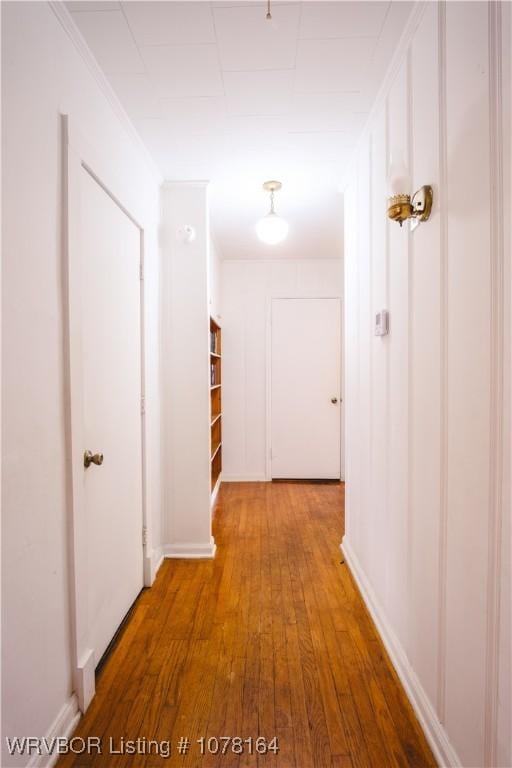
[221, 259, 343, 481]
[342, 3, 511, 767]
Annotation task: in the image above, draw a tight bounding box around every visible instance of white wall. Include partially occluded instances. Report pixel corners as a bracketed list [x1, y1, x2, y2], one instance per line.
[2, 3, 163, 765]
[343, 3, 511, 767]
[161, 182, 215, 557]
[221, 258, 343, 481]
[209, 237, 222, 324]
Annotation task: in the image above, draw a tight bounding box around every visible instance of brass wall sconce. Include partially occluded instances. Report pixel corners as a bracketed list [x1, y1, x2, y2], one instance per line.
[387, 185, 433, 227]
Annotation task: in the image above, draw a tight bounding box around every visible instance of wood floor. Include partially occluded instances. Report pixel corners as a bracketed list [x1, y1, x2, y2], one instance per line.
[59, 482, 436, 768]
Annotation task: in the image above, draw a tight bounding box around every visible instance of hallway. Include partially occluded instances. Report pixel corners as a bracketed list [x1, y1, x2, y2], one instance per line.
[58, 482, 435, 768]
[2, 3, 511, 766]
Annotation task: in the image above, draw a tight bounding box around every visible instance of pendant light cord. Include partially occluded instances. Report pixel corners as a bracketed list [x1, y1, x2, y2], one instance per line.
[266, 0, 272, 20]
[270, 189, 275, 214]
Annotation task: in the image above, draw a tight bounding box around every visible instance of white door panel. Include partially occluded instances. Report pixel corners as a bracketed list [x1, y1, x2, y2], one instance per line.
[271, 298, 341, 479]
[80, 169, 143, 665]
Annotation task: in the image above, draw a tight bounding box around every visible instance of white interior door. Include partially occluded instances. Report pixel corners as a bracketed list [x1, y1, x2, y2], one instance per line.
[80, 169, 143, 665]
[271, 298, 341, 479]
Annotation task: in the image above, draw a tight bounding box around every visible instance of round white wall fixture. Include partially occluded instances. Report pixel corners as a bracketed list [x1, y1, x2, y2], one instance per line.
[176, 225, 196, 243]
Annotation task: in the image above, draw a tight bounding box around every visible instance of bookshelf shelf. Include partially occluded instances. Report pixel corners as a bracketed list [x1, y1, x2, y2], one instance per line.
[210, 318, 222, 500]
[211, 442, 222, 461]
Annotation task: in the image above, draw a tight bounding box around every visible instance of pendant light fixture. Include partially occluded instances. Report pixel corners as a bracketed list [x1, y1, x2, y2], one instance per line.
[255, 180, 289, 245]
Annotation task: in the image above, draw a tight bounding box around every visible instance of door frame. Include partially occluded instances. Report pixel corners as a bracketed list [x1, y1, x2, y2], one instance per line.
[62, 115, 150, 713]
[266, 296, 345, 482]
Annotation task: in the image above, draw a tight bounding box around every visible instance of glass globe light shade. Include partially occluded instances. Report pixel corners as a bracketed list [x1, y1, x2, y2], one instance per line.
[387, 156, 410, 196]
[255, 212, 289, 244]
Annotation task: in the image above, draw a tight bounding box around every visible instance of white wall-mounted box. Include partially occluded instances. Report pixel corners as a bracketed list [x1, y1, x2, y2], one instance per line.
[374, 309, 389, 336]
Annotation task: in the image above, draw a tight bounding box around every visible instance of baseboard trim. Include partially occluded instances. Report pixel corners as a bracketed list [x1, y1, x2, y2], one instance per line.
[152, 547, 165, 579]
[26, 695, 81, 768]
[74, 649, 95, 713]
[165, 540, 217, 559]
[144, 546, 164, 586]
[341, 537, 462, 768]
[221, 475, 268, 482]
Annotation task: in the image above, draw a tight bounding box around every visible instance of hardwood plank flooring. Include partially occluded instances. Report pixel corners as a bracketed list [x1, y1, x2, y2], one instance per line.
[58, 482, 436, 768]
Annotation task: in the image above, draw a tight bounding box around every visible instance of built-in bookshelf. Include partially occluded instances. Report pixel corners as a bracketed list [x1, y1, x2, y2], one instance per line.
[210, 318, 222, 502]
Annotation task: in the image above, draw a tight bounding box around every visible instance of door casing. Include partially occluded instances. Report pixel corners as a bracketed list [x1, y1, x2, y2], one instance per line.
[62, 115, 151, 713]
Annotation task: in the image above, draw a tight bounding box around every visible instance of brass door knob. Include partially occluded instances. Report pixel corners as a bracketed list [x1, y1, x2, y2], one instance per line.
[84, 450, 104, 468]
[331, 397, 338, 404]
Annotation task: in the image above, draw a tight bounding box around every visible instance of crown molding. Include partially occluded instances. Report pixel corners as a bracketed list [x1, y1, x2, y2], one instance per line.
[48, 1, 162, 184]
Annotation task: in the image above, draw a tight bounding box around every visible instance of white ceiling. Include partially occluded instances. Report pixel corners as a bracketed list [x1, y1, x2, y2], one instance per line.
[67, 1, 413, 259]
